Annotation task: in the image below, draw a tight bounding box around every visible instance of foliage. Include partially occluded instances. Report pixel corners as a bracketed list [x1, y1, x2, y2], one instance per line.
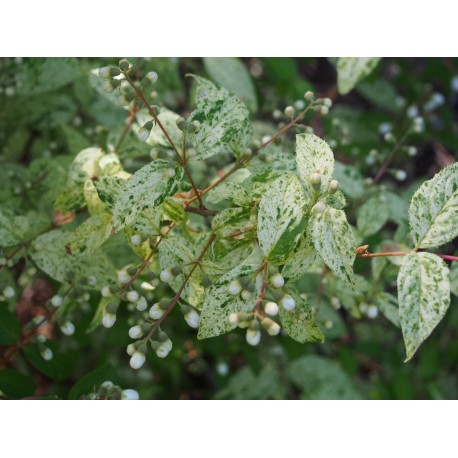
[1, 57, 458, 400]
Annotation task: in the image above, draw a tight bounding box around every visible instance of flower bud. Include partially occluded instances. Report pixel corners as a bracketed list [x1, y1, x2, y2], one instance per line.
[101, 79, 121, 93]
[241, 289, 252, 301]
[126, 290, 139, 303]
[309, 172, 321, 190]
[184, 309, 200, 329]
[394, 170, 407, 181]
[130, 234, 142, 246]
[320, 106, 329, 116]
[304, 91, 314, 100]
[121, 389, 140, 400]
[323, 98, 333, 108]
[137, 121, 154, 142]
[60, 321, 75, 336]
[118, 270, 131, 284]
[246, 321, 261, 346]
[149, 303, 164, 320]
[328, 180, 339, 194]
[135, 295, 148, 312]
[367, 305, 379, 319]
[98, 66, 121, 79]
[261, 317, 281, 336]
[51, 295, 63, 307]
[128, 325, 144, 339]
[119, 59, 132, 73]
[270, 273, 285, 289]
[3, 286, 15, 298]
[264, 301, 279, 316]
[279, 294, 296, 311]
[408, 146, 418, 157]
[284, 105, 295, 118]
[142, 71, 158, 86]
[176, 117, 188, 131]
[40, 347, 53, 361]
[313, 201, 327, 214]
[129, 351, 146, 369]
[228, 280, 242, 295]
[160, 268, 175, 283]
[187, 120, 201, 133]
[102, 310, 116, 328]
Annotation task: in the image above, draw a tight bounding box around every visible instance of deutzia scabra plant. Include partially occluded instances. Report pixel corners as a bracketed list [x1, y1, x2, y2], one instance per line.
[1, 57, 458, 400]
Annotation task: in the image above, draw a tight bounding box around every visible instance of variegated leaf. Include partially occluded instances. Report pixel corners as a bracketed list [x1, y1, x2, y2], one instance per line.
[398, 252, 450, 361]
[257, 175, 307, 264]
[309, 205, 356, 288]
[337, 57, 381, 95]
[296, 133, 335, 197]
[357, 195, 389, 237]
[409, 163, 458, 249]
[281, 236, 316, 282]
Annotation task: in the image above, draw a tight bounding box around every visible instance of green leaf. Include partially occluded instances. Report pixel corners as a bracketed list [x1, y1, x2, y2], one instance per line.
[409, 163, 458, 249]
[112, 160, 183, 231]
[309, 205, 356, 288]
[94, 176, 127, 212]
[288, 355, 362, 399]
[206, 182, 251, 207]
[203, 57, 258, 112]
[212, 207, 255, 241]
[0, 208, 28, 247]
[357, 195, 389, 237]
[279, 288, 324, 343]
[66, 212, 112, 256]
[333, 162, 365, 200]
[68, 363, 116, 400]
[0, 306, 22, 345]
[257, 175, 307, 264]
[163, 198, 188, 225]
[337, 57, 381, 95]
[296, 133, 335, 197]
[187, 75, 252, 160]
[450, 262, 458, 297]
[375, 292, 400, 327]
[198, 263, 261, 339]
[281, 236, 316, 282]
[398, 252, 450, 361]
[55, 147, 105, 212]
[0, 369, 37, 399]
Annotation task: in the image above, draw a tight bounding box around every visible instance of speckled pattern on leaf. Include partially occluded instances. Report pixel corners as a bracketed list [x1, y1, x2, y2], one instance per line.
[398, 252, 450, 361]
[112, 160, 183, 232]
[409, 163, 458, 249]
[337, 57, 381, 95]
[357, 195, 389, 237]
[296, 133, 335, 197]
[258, 175, 307, 264]
[281, 236, 317, 282]
[309, 205, 356, 288]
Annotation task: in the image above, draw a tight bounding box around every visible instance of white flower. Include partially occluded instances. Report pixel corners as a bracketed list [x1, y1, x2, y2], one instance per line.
[129, 351, 146, 369]
[128, 325, 143, 339]
[121, 389, 140, 400]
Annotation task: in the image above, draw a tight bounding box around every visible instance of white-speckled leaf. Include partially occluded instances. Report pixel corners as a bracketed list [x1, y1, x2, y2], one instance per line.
[450, 262, 458, 297]
[333, 162, 365, 200]
[187, 76, 252, 160]
[279, 288, 324, 343]
[55, 147, 104, 212]
[258, 175, 307, 264]
[135, 107, 182, 148]
[296, 133, 335, 196]
[0, 208, 29, 247]
[398, 252, 450, 361]
[337, 57, 381, 95]
[357, 195, 389, 237]
[212, 207, 255, 241]
[206, 182, 251, 207]
[281, 236, 317, 282]
[112, 160, 183, 231]
[409, 163, 458, 249]
[198, 262, 262, 339]
[309, 205, 356, 288]
[66, 212, 112, 256]
[203, 57, 258, 112]
[94, 176, 127, 212]
[374, 292, 400, 327]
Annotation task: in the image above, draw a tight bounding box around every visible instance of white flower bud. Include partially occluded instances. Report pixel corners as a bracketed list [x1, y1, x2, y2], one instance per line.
[135, 296, 148, 312]
[185, 310, 200, 329]
[137, 125, 152, 142]
[408, 146, 418, 157]
[129, 351, 146, 369]
[51, 295, 63, 307]
[264, 301, 279, 316]
[130, 234, 142, 246]
[407, 105, 419, 119]
[160, 269, 175, 283]
[149, 303, 164, 320]
[323, 98, 333, 108]
[378, 122, 393, 135]
[101, 286, 112, 297]
[246, 328, 261, 346]
[126, 290, 139, 303]
[394, 170, 407, 181]
[304, 91, 314, 100]
[367, 305, 379, 319]
[261, 317, 281, 336]
[384, 132, 394, 142]
[60, 321, 75, 336]
[143, 71, 158, 85]
[329, 180, 339, 194]
[228, 312, 239, 325]
[284, 106, 295, 118]
[117, 270, 131, 284]
[320, 106, 329, 116]
[324, 320, 333, 329]
[313, 201, 326, 214]
[128, 325, 144, 339]
[294, 99, 306, 110]
[279, 294, 296, 311]
[270, 273, 285, 289]
[3, 286, 15, 298]
[155, 343, 171, 358]
[309, 172, 321, 188]
[241, 289, 252, 301]
[228, 280, 242, 295]
[167, 168, 176, 178]
[126, 343, 136, 356]
[101, 380, 114, 389]
[102, 311, 116, 328]
[216, 362, 229, 376]
[41, 348, 53, 361]
[121, 389, 140, 400]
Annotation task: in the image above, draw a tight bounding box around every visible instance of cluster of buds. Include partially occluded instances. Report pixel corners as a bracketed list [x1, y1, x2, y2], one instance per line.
[228, 312, 281, 346]
[81, 380, 139, 400]
[175, 116, 201, 134]
[359, 302, 379, 319]
[159, 265, 183, 283]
